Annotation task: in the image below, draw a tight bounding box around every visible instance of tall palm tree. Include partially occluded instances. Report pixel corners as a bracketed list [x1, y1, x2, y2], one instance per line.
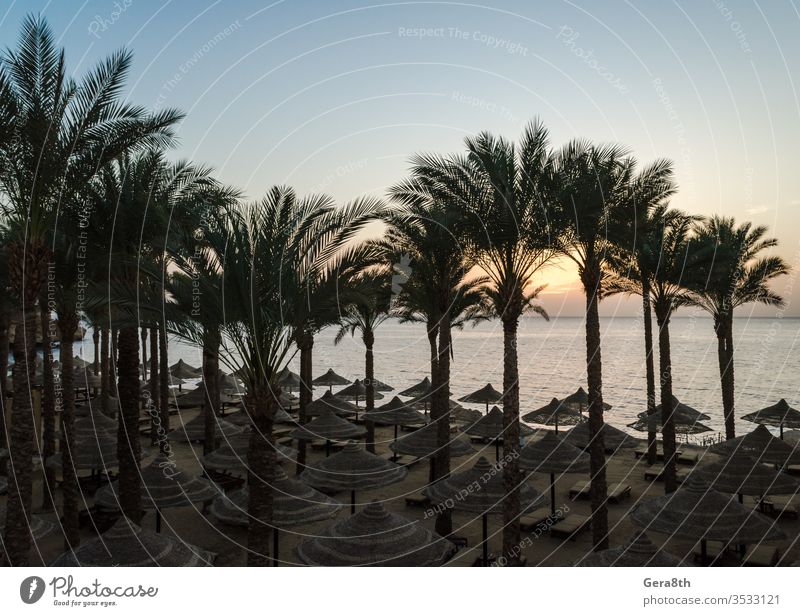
[687, 217, 789, 440]
[544, 140, 642, 550]
[0, 15, 180, 564]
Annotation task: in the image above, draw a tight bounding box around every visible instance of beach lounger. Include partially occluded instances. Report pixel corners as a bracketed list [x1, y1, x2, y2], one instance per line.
[677, 451, 700, 466]
[608, 483, 632, 503]
[405, 493, 430, 508]
[519, 512, 553, 533]
[742, 545, 780, 567]
[549, 514, 591, 540]
[768, 495, 799, 519]
[568, 480, 590, 499]
[643, 466, 689, 483]
[786, 464, 800, 476]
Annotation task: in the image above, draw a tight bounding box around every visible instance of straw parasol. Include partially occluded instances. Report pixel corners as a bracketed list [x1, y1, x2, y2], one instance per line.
[741, 399, 800, 439]
[212, 465, 342, 565]
[95, 454, 218, 531]
[389, 418, 474, 459]
[300, 441, 407, 513]
[218, 371, 241, 392]
[710, 424, 800, 465]
[458, 383, 503, 412]
[72, 355, 89, 369]
[425, 456, 548, 566]
[306, 390, 359, 418]
[519, 430, 590, 515]
[0, 506, 57, 540]
[576, 531, 683, 567]
[562, 386, 612, 412]
[225, 406, 295, 427]
[628, 405, 713, 435]
[46, 431, 119, 474]
[398, 376, 431, 398]
[639, 396, 710, 421]
[687, 450, 800, 498]
[167, 414, 244, 443]
[335, 379, 385, 410]
[363, 396, 427, 451]
[363, 377, 393, 392]
[450, 405, 481, 424]
[312, 368, 352, 392]
[277, 368, 302, 392]
[290, 409, 366, 456]
[296, 501, 455, 566]
[0, 475, 5, 495]
[629, 475, 785, 564]
[465, 406, 534, 461]
[202, 429, 298, 474]
[50, 518, 214, 566]
[173, 385, 241, 408]
[522, 397, 585, 433]
[170, 359, 201, 380]
[562, 421, 638, 452]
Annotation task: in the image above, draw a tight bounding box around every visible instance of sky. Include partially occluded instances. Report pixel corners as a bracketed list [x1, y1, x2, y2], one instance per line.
[2, 0, 798, 317]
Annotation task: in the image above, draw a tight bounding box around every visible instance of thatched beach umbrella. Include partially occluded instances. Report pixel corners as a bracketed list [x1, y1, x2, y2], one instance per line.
[47, 431, 119, 475]
[52, 525, 209, 565]
[312, 368, 351, 392]
[170, 359, 200, 380]
[225, 405, 295, 427]
[710, 424, 800, 466]
[51, 518, 214, 566]
[389, 419, 474, 460]
[465, 406, 534, 461]
[290, 409, 366, 456]
[519, 430, 590, 515]
[687, 451, 800, 499]
[628, 407, 712, 436]
[72, 355, 89, 369]
[173, 385, 238, 408]
[0, 506, 57, 541]
[202, 429, 298, 474]
[277, 368, 302, 392]
[296, 501, 455, 566]
[562, 386, 612, 412]
[458, 383, 503, 413]
[96, 454, 218, 531]
[576, 531, 682, 567]
[742, 399, 800, 439]
[522, 397, 584, 433]
[425, 456, 548, 566]
[166, 414, 244, 444]
[562, 421, 637, 452]
[398, 376, 431, 398]
[301, 441, 407, 513]
[218, 371, 241, 392]
[363, 396, 427, 452]
[335, 379, 385, 411]
[629, 476, 785, 564]
[212, 466, 342, 565]
[306, 390, 359, 418]
[640, 396, 710, 421]
[363, 377, 393, 392]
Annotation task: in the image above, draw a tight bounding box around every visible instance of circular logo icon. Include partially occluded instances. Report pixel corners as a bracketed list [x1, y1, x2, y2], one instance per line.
[20, 576, 46, 604]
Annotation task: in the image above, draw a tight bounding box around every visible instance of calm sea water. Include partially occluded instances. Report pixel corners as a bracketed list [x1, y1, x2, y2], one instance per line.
[72, 316, 800, 438]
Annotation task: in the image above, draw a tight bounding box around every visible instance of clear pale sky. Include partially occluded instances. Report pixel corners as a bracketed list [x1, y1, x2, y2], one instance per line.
[2, 1, 798, 316]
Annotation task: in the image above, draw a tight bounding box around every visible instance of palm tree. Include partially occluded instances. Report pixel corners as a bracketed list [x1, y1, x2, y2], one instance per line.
[687, 217, 789, 440]
[0, 15, 180, 564]
[334, 273, 394, 452]
[604, 161, 677, 464]
[544, 139, 642, 550]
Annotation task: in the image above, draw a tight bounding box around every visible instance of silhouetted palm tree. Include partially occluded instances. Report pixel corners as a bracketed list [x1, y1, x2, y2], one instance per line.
[686, 217, 789, 440]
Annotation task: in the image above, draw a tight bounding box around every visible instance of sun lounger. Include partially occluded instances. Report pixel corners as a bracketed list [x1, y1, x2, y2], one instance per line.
[519, 511, 554, 533]
[677, 451, 700, 466]
[405, 493, 430, 508]
[768, 495, 799, 519]
[568, 480, 590, 499]
[634, 445, 685, 460]
[742, 545, 780, 566]
[549, 514, 591, 540]
[608, 483, 632, 503]
[786, 464, 800, 476]
[643, 466, 689, 483]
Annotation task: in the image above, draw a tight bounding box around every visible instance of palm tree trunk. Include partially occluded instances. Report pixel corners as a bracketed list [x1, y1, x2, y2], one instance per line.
[296, 334, 313, 474]
[140, 327, 148, 381]
[426, 320, 439, 483]
[501, 315, 522, 563]
[92, 326, 100, 375]
[148, 327, 160, 445]
[202, 330, 220, 455]
[716, 316, 736, 440]
[656, 308, 678, 493]
[159, 322, 169, 445]
[364, 331, 376, 454]
[641, 279, 658, 465]
[247, 389, 277, 566]
[584, 277, 609, 551]
[111, 328, 120, 397]
[116, 327, 142, 522]
[0, 310, 8, 454]
[3, 307, 39, 565]
[433, 318, 453, 537]
[59, 313, 80, 548]
[100, 326, 110, 415]
[40, 305, 57, 511]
